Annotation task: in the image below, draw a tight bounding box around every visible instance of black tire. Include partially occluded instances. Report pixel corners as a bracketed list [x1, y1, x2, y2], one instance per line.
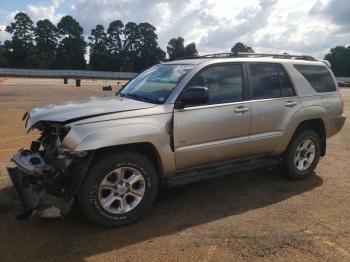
[78, 151, 158, 227]
[282, 129, 321, 180]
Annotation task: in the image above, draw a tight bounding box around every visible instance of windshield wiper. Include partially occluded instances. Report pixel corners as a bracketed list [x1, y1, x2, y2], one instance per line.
[119, 93, 160, 104]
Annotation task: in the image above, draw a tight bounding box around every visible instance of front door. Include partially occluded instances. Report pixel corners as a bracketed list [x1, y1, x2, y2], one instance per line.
[173, 63, 251, 170]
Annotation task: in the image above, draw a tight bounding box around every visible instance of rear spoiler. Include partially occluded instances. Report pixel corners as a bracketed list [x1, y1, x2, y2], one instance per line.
[319, 59, 331, 68]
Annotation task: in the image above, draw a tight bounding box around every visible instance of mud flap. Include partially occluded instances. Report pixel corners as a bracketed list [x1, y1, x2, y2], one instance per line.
[7, 167, 73, 219]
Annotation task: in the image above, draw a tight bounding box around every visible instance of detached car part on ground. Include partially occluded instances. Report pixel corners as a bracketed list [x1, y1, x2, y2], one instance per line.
[8, 53, 346, 226]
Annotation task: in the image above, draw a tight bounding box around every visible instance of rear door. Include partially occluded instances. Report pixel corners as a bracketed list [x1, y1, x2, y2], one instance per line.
[173, 63, 251, 170]
[248, 63, 302, 155]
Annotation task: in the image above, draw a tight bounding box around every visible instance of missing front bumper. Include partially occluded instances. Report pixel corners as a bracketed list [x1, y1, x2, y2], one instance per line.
[8, 147, 93, 220]
[12, 149, 54, 176]
[7, 167, 39, 211]
[7, 166, 73, 219]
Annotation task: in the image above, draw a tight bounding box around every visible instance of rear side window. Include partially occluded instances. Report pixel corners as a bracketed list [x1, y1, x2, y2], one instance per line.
[294, 64, 336, 92]
[249, 63, 295, 99]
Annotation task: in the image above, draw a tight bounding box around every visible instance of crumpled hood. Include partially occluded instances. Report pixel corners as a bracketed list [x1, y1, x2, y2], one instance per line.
[24, 96, 156, 130]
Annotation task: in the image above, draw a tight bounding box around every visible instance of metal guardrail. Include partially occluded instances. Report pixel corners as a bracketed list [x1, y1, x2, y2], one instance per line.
[0, 68, 137, 80]
[0, 68, 348, 82]
[337, 77, 350, 82]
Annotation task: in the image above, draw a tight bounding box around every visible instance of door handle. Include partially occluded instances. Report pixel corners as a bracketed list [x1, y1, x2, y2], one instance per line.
[234, 106, 249, 114]
[285, 101, 297, 107]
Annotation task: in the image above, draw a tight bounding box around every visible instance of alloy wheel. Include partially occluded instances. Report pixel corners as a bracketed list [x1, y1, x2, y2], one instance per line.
[98, 167, 146, 214]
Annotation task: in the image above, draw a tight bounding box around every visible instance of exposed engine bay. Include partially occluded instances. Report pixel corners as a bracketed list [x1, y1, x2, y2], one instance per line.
[8, 121, 92, 219]
[7, 97, 156, 220]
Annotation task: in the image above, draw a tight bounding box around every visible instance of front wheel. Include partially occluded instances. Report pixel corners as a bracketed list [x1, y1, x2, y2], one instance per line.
[78, 151, 158, 227]
[282, 129, 321, 179]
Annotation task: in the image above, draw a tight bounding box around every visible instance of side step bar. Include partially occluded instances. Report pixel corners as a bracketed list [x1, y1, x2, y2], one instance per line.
[167, 157, 280, 187]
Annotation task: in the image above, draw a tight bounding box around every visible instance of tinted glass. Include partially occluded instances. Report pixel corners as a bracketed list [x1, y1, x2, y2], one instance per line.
[294, 64, 336, 92]
[250, 64, 280, 99]
[188, 64, 243, 105]
[278, 66, 295, 97]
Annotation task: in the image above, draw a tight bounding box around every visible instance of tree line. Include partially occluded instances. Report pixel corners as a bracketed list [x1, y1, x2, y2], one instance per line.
[0, 12, 198, 72]
[0, 12, 349, 76]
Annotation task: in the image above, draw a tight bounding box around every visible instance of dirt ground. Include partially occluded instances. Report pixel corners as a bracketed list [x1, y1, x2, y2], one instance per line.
[0, 78, 349, 262]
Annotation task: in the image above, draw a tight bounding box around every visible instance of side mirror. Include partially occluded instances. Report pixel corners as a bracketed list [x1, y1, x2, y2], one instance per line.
[175, 86, 209, 109]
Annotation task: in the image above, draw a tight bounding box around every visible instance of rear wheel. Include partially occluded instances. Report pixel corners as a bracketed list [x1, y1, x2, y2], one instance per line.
[78, 151, 158, 227]
[282, 129, 321, 179]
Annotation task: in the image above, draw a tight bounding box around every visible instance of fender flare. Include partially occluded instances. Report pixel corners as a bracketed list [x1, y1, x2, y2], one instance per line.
[274, 105, 327, 155]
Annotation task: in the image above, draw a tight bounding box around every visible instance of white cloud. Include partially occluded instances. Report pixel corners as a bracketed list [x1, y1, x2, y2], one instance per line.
[1, 0, 350, 58]
[1, 0, 64, 43]
[27, 0, 64, 24]
[310, 0, 350, 27]
[5, 0, 64, 26]
[247, 0, 350, 57]
[69, 0, 350, 57]
[52, 0, 64, 9]
[199, 0, 278, 52]
[0, 24, 10, 43]
[5, 10, 18, 24]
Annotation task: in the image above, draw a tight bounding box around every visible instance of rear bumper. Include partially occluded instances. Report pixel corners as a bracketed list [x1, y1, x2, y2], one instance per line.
[325, 114, 346, 138]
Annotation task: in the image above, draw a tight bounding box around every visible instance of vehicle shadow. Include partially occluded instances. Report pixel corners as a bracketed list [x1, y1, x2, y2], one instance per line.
[0, 168, 323, 262]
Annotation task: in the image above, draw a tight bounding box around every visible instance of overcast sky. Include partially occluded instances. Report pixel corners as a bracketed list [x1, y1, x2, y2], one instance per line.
[0, 0, 349, 58]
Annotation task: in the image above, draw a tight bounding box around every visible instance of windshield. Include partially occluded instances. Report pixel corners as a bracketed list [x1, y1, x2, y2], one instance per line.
[118, 64, 195, 104]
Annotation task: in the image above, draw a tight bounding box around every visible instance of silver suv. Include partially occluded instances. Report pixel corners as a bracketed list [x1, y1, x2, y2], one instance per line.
[8, 53, 346, 226]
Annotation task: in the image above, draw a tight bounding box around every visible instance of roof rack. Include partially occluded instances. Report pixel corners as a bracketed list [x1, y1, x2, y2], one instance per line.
[175, 52, 317, 61]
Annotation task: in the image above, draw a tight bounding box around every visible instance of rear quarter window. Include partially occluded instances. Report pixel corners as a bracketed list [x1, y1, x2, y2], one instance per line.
[294, 64, 336, 92]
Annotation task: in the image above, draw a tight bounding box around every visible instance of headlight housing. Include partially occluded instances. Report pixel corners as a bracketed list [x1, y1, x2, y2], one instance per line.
[58, 126, 71, 141]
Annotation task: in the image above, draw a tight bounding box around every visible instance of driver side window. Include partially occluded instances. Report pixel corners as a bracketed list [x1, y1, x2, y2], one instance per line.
[187, 64, 244, 105]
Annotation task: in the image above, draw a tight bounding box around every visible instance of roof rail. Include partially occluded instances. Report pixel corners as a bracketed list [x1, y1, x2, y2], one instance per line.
[175, 52, 317, 61]
[233, 52, 317, 61]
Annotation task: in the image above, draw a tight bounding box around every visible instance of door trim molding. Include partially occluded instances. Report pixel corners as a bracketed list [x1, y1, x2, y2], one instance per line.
[176, 135, 250, 151]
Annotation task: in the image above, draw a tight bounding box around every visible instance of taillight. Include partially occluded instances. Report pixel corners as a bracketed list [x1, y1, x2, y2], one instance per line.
[340, 92, 344, 114]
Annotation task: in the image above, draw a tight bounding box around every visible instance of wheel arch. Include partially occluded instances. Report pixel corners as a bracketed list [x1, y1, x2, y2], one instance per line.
[92, 142, 166, 190]
[66, 142, 167, 198]
[288, 118, 327, 156]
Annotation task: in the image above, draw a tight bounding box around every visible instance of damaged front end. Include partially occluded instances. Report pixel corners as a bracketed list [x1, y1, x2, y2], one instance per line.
[8, 120, 93, 219]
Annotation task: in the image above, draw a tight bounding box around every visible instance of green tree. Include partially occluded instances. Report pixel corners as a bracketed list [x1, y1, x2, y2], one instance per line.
[107, 20, 124, 54]
[136, 23, 165, 72]
[324, 46, 350, 77]
[0, 41, 11, 67]
[122, 22, 165, 72]
[107, 20, 124, 71]
[167, 37, 198, 60]
[231, 42, 254, 53]
[89, 24, 110, 70]
[122, 22, 140, 71]
[34, 19, 58, 69]
[54, 15, 87, 69]
[5, 12, 35, 68]
[167, 37, 185, 60]
[184, 42, 198, 57]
